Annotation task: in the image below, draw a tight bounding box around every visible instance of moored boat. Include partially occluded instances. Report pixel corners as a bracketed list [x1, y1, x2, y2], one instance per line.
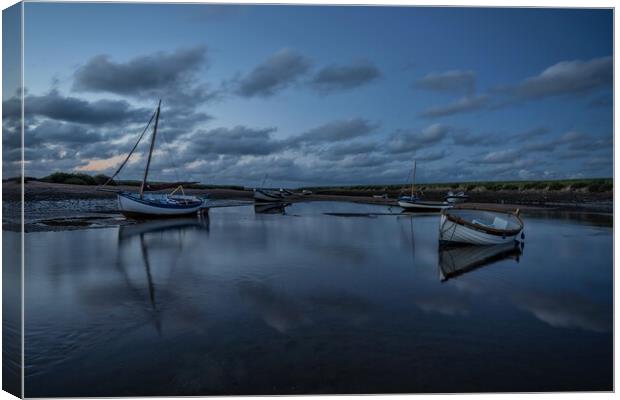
[398, 195, 451, 212]
[254, 188, 292, 202]
[445, 191, 469, 203]
[398, 160, 451, 212]
[439, 207, 524, 245]
[99, 100, 207, 218]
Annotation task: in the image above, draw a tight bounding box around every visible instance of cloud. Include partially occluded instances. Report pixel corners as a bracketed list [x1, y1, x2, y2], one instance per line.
[311, 61, 380, 93]
[289, 118, 377, 145]
[181, 126, 284, 157]
[415, 149, 447, 161]
[73, 46, 209, 98]
[513, 56, 612, 99]
[319, 141, 379, 159]
[14, 91, 150, 126]
[385, 123, 450, 154]
[419, 95, 490, 118]
[511, 126, 550, 141]
[28, 120, 107, 147]
[236, 49, 311, 97]
[414, 70, 476, 95]
[475, 149, 520, 164]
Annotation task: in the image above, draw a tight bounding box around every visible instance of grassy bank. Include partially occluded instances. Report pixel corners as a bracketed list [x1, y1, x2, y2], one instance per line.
[302, 178, 613, 194]
[11, 172, 245, 191]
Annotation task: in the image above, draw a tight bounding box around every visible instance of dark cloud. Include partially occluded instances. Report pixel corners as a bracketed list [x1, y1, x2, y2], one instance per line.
[289, 118, 377, 145]
[450, 129, 503, 147]
[415, 149, 447, 161]
[414, 70, 476, 95]
[319, 141, 379, 159]
[28, 120, 106, 147]
[182, 126, 283, 157]
[15, 91, 150, 126]
[512, 56, 612, 99]
[236, 49, 311, 97]
[73, 46, 209, 98]
[385, 123, 450, 154]
[419, 95, 490, 118]
[311, 61, 380, 93]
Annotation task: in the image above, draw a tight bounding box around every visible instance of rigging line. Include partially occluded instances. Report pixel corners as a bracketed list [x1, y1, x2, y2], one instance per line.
[158, 125, 182, 184]
[101, 111, 157, 187]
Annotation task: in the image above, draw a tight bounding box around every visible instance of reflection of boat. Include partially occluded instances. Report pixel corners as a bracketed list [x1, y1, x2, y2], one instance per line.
[118, 216, 210, 239]
[398, 161, 451, 212]
[99, 100, 207, 218]
[445, 191, 469, 203]
[116, 217, 210, 334]
[254, 203, 291, 214]
[438, 242, 522, 281]
[439, 207, 524, 245]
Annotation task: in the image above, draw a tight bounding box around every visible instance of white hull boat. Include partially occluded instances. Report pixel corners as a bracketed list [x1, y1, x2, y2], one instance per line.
[118, 192, 206, 218]
[253, 188, 286, 202]
[399, 161, 451, 212]
[445, 191, 469, 204]
[439, 207, 524, 245]
[398, 196, 451, 212]
[98, 100, 207, 218]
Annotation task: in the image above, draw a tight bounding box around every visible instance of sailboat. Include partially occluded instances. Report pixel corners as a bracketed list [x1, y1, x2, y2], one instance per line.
[100, 100, 207, 218]
[398, 161, 451, 212]
[253, 174, 294, 202]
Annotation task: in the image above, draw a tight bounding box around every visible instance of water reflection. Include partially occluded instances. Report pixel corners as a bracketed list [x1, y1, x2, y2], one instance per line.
[21, 203, 613, 395]
[254, 203, 291, 215]
[116, 217, 210, 334]
[437, 242, 522, 282]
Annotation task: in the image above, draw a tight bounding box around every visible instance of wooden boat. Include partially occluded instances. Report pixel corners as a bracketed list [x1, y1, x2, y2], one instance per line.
[439, 207, 524, 245]
[445, 191, 469, 203]
[438, 241, 522, 281]
[398, 161, 451, 212]
[99, 100, 207, 218]
[254, 188, 292, 202]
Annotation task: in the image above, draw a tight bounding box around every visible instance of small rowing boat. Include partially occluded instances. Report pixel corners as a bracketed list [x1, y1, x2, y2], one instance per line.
[439, 207, 524, 245]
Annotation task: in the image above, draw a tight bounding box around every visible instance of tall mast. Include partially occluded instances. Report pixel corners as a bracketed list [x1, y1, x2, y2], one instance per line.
[410, 160, 416, 197]
[140, 100, 161, 199]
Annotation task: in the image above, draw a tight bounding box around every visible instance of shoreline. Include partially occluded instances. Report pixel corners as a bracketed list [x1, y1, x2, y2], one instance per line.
[4, 181, 613, 210]
[2, 181, 613, 233]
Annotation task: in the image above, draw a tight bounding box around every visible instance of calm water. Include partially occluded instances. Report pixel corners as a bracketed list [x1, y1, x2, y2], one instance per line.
[11, 201, 613, 396]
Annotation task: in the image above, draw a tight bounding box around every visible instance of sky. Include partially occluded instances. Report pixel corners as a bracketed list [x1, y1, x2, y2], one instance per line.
[2, 3, 613, 187]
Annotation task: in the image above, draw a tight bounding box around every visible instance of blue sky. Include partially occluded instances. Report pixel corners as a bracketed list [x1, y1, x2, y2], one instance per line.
[3, 3, 613, 186]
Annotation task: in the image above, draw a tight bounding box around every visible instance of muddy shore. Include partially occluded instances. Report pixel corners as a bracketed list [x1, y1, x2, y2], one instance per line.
[2, 181, 612, 232]
[4, 181, 613, 209]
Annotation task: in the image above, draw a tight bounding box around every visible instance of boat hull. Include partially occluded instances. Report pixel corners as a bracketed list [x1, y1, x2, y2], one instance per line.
[118, 193, 205, 218]
[398, 200, 451, 212]
[253, 189, 285, 202]
[439, 214, 520, 245]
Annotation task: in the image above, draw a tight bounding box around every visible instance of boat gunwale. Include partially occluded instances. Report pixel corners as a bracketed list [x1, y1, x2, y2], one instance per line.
[118, 191, 204, 209]
[442, 206, 524, 237]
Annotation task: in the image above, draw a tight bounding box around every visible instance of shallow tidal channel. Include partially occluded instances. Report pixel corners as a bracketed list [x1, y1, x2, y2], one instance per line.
[4, 201, 613, 395]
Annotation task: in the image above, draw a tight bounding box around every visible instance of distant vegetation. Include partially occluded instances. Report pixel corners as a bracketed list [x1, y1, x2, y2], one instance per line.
[20, 172, 245, 191]
[3, 172, 612, 194]
[303, 178, 613, 193]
